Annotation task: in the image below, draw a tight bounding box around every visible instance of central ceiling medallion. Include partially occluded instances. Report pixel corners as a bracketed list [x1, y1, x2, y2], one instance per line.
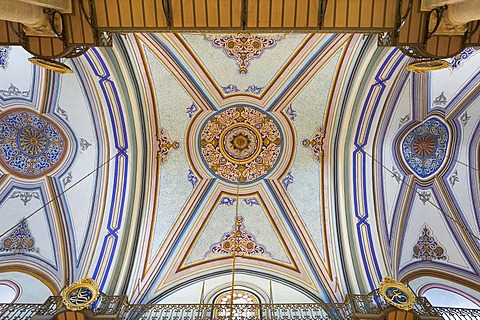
[0, 109, 68, 178]
[200, 105, 282, 184]
[400, 117, 450, 179]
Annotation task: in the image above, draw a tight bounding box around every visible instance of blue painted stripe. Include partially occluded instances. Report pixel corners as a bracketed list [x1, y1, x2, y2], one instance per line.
[352, 49, 404, 290]
[84, 48, 129, 291]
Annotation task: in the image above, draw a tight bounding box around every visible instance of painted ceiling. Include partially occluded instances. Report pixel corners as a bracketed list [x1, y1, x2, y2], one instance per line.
[0, 33, 479, 306]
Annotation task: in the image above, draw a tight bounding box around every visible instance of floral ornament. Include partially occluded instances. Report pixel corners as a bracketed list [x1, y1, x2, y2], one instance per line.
[413, 225, 447, 261]
[0, 109, 68, 178]
[207, 217, 271, 257]
[0, 46, 11, 69]
[158, 128, 179, 165]
[303, 127, 324, 163]
[401, 117, 449, 179]
[206, 33, 282, 74]
[0, 219, 37, 254]
[200, 105, 282, 184]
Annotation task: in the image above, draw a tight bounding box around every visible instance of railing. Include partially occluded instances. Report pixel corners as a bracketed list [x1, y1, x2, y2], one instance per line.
[121, 303, 351, 319]
[435, 307, 480, 320]
[1, 294, 479, 319]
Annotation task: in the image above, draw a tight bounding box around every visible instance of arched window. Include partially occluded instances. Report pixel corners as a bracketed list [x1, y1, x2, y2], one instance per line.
[213, 289, 260, 319]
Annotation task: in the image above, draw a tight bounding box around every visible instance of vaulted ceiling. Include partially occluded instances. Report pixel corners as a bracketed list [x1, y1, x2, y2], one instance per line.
[0, 33, 479, 306]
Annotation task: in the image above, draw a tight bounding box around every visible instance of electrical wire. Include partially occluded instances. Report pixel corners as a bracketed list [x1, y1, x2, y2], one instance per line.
[0, 152, 122, 240]
[363, 150, 480, 242]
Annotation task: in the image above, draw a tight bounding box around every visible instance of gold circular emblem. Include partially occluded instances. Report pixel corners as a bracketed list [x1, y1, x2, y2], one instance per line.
[379, 276, 415, 311]
[61, 277, 99, 311]
[406, 59, 451, 73]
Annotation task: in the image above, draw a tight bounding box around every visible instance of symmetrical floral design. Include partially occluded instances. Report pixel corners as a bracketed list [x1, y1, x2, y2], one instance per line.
[433, 92, 447, 107]
[413, 225, 447, 261]
[207, 217, 270, 257]
[0, 84, 29, 98]
[199, 106, 282, 184]
[0, 109, 68, 178]
[0, 46, 11, 69]
[0, 219, 37, 253]
[9, 190, 40, 206]
[79, 138, 92, 151]
[401, 117, 449, 179]
[450, 47, 478, 70]
[302, 127, 324, 163]
[158, 128, 179, 165]
[418, 191, 431, 205]
[207, 33, 282, 74]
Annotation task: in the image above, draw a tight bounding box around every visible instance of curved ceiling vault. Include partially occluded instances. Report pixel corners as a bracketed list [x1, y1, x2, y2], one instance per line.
[0, 33, 478, 305]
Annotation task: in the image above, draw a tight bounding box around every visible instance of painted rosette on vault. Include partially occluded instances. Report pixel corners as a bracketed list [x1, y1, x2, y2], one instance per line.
[0, 109, 69, 178]
[199, 105, 283, 184]
[400, 117, 450, 180]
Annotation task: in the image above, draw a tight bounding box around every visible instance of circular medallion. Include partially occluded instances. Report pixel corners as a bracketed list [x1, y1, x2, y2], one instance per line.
[0, 109, 68, 178]
[400, 117, 449, 179]
[61, 277, 99, 311]
[379, 277, 415, 311]
[199, 106, 282, 184]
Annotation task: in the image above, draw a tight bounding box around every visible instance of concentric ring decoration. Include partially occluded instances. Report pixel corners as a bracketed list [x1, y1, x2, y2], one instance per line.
[199, 105, 283, 184]
[0, 109, 69, 178]
[400, 117, 450, 179]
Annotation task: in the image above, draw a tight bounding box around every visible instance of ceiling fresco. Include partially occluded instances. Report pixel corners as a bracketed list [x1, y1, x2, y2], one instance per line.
[0, 32, 479, 307]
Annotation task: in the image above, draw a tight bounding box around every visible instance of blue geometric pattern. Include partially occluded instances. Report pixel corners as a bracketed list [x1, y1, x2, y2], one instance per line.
[401, 117, 449, 179]
[0, 109, 67, 178]
[450, 47, 477, 70]
[0, 46, 11, 69]
[0, 219, 36, 253]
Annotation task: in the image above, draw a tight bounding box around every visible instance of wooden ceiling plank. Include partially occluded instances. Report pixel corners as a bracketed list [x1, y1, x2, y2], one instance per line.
[359, 0, 373, 28]
[372, 0, 386, 28]
[157, 0, 169, 28]
[295, 0, 308, 28]
[384, 0, 396, 28]
[52, 37, 64, 56]
[347, 0, 360, 28]
[257, 0, 270, 28]
[246, 0, 259, 28]
[231, 0, 242, 28]
[142, 0, 157, 27]
[408, 1, 423, 43]
[194, 0, 207, 27]
[131, 0, 146, 27]
[106, 0, 121, 27]
[322, 0, 334, 28]
[270, 0, 283, 28]
[118, 0, 133, 27]
[206, 0, 219, 27]
[181, 0, 195, 27]
[335, 0, 347, 28]
[93, 0, 108, 27]
[171, 0, 183, 27]
[0, 21, 10, 44]
[283, 0, 296, 28]
[218, 0, 232, 27]
[309, 0, 319, 28]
